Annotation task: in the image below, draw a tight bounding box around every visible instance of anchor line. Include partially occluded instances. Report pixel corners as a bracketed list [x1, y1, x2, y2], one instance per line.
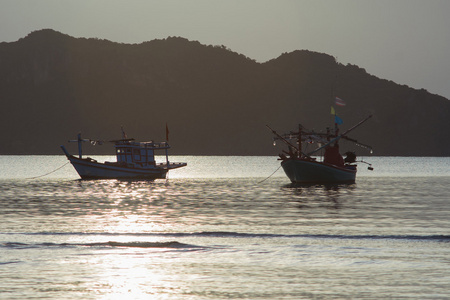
[25, 162, 70, 180]
[257, 164, 283, 184]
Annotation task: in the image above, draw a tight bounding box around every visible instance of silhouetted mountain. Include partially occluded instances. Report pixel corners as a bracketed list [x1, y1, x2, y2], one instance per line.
[1, 29, 449, 156]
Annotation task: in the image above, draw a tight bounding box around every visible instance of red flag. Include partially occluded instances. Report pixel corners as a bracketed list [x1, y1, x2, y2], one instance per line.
[335, 97, 346, 106]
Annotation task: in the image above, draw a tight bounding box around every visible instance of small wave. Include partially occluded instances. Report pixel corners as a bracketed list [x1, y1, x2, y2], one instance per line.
[181, 232, 450, 242]
[85, 241, 200, 249]
[0, 260, 21, 265]
[289, 234, 450, 242]
[1, 241, 79, 249]
[194, 231, 285, 238]
[1, 242, 34, 249]
[1, 240, 204, 250]
[2, 232, 449, 243]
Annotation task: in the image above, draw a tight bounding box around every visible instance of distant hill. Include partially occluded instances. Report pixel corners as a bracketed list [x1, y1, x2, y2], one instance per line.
[1, 29, 449, 156]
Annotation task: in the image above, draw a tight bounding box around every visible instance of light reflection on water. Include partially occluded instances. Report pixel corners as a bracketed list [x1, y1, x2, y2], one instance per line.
[1, 156, 450, 299]
[1, 176, 449, 236]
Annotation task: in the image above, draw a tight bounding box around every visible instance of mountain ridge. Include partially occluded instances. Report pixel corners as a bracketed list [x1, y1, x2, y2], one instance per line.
[1, 29, 449, 156]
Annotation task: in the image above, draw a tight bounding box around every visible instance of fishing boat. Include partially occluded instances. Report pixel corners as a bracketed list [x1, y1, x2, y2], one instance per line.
[267, 115, 373, 184]
[61, 132, 186, 180]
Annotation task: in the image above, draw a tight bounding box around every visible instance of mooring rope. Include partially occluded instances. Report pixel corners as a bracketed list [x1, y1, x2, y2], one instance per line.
[25, 162, 70, 180]
[257, 164, 282, 184]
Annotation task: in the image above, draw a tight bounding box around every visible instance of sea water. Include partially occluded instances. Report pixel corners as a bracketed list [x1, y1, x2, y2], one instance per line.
[0, 156, 449, 299]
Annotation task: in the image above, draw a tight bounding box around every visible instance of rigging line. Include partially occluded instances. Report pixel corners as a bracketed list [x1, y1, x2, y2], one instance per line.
[25, 162, 70, 180]
[257, 164, 283, 184]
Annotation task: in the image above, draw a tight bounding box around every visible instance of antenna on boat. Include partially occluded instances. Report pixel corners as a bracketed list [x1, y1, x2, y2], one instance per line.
[121, 126, 128, 139]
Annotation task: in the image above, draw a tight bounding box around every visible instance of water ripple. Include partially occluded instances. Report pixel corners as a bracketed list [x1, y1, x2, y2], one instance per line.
[2, 231, 449, 242]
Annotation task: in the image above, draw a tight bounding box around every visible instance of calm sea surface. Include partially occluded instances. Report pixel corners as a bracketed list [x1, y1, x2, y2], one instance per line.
[0, 156, 449, 299]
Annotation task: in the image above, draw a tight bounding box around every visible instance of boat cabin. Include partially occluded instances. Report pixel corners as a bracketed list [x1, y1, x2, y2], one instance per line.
[114, 139, 170, 167]
[61, 132, 187, 179]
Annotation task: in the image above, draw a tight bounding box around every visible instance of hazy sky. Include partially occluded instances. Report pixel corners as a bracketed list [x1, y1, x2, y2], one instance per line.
[1, 0, 450, 99]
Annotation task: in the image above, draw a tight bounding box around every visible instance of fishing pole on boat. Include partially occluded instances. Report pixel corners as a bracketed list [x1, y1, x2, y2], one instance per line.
[357, 160, 374, 171]
[339, 136, 373, 152]
[307, 115, 373, 156]
[340, 114, 373, 136]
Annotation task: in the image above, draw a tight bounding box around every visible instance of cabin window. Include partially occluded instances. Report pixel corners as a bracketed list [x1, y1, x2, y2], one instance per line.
[146, 149, 155, 162]
[133, 148, 141, 162]
[116, 148, 126, 162]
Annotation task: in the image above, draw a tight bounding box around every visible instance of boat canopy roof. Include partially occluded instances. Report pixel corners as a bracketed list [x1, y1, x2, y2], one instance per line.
[112, 139, 170, 150]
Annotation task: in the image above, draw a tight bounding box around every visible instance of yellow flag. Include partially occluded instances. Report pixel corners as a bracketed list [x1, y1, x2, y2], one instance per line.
[331, 106, 336, 115]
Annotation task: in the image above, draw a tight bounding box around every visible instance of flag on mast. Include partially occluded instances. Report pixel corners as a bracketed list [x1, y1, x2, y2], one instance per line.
[331, 106, 343, 124]
[335, 97, 346, 106]
[335, 115, 344, 125]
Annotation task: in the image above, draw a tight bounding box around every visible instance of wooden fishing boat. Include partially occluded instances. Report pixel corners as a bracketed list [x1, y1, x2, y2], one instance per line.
[61, 132, 186, 180]
[267, 115, 373, 184]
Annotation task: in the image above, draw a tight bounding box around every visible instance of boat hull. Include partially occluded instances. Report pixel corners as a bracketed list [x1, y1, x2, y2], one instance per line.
[281, 159, 356, 184]
[67, 156, 184, 180]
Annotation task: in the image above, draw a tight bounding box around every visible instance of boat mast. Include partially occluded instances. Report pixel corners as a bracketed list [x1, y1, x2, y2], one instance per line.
[297, 124, 302, 158]
[331, 57, 339, 139]
[165, 124, 170, 168]
[165, 146, 169, 168]
[77, 133, 83, 158]
[334, 119, 339, 137]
